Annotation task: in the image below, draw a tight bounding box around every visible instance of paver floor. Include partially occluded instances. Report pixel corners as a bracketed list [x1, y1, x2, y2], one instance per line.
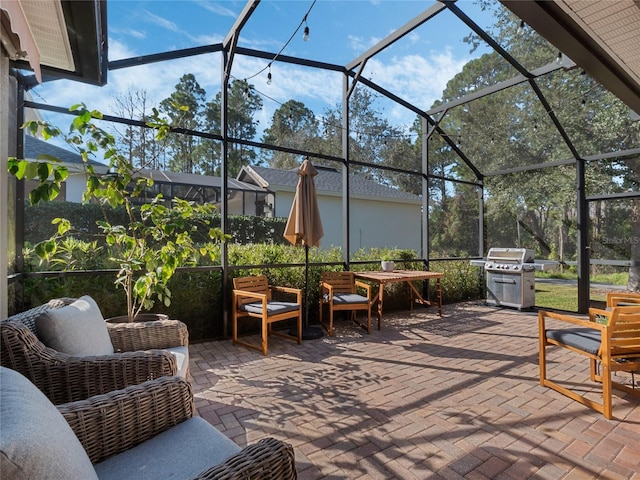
[189, 302, 640, 479]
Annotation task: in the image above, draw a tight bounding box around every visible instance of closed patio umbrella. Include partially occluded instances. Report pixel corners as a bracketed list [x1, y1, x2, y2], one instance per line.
[284, 158, 324, 338]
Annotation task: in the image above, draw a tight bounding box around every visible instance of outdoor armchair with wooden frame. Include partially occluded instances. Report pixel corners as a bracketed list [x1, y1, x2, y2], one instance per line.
[232, 275, 302, 355]
[606, 291, 640, 307]
[538, 306, 640, 419]
[319, 271, 374, 336]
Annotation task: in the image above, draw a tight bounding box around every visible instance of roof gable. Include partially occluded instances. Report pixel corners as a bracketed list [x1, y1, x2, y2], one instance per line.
[242, 165, 420, 201]
[24, 135, 104, 167]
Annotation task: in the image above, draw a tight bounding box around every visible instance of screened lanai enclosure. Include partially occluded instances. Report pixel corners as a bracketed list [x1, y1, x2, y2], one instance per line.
[2, 0, 639, 336]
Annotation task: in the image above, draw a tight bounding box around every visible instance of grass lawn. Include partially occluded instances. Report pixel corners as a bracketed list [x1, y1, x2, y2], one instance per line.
[534, 281, 611, 312]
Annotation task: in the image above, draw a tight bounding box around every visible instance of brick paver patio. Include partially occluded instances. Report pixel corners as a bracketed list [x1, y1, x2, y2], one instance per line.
[189, 302, 640, 479]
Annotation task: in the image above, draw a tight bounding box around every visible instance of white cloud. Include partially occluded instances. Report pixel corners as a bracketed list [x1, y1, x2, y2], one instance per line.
[29, 41, 469, 146]
[144, 11, 182, 34]
[110, 27, 146, 40]
[348, 34, 382, 53]
[366, 49, 469, 111]
[196, 0, 237, 18]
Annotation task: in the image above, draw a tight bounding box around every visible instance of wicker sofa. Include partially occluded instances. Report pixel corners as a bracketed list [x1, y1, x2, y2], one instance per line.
[1, 297, 189, 404]
[1, 367, 297, 480]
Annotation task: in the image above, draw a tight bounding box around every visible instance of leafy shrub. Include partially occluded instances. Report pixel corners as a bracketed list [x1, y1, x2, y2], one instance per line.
[21, 238, 483, 341]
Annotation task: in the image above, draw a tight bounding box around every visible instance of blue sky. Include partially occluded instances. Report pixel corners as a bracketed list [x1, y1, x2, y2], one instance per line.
[31, 0, 496, 136]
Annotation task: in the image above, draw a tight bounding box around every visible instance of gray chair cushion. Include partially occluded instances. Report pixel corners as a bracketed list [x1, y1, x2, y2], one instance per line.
[0, 367, 99, 480]
[36, 295, 115, 356]
[240, 301, 299, 315]
[94, 417, 241, 480]
[332, 293, 369, 305]
[546, 328, 601, 355]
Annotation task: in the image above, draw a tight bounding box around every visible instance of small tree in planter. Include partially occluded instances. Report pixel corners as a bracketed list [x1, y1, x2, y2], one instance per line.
[8, 104, 229, 321]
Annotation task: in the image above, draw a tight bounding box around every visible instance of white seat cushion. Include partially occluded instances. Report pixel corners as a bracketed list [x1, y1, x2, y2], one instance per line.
[94, 417, 240, 480]
[36, 295, 114, 356]
[164, 345, 189, 378]
[0, 367, 99, 480]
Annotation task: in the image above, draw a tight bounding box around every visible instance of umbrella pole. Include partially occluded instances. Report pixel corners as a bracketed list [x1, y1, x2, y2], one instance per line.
[301, 243, 323, 340]
[305, 244, 309, 328]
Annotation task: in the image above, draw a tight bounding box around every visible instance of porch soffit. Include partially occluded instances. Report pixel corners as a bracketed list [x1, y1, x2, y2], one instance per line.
[501, 0, 640, 113]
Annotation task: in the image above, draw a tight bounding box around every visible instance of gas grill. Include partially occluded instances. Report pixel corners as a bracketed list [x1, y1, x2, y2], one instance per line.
[483, 248, 536, 309]
[471, 248, 559, 309]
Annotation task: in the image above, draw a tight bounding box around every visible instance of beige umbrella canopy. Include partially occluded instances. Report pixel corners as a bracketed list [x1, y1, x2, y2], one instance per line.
[284, 158, 324, 336]
[284, 158, 324, 247]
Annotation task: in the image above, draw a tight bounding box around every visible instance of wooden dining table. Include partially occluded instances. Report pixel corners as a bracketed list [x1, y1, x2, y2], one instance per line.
[354, 270, 443, 330]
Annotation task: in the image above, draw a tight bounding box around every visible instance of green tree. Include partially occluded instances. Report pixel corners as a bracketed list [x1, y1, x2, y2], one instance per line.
[421, 2, 640, 280]
[110, 88, 164, 170]
[261, 100, 321, 169]
[159, 73, 206, 174]
[203, 79, 263, 177]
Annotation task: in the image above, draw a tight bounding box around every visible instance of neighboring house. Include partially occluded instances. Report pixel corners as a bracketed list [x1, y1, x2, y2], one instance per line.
[135, 169, 270, 216]
[238, 165, 423, 254]
[23, 136, 421, 252]
[24, 135, 108, 202]
[24, 136, 270, 215]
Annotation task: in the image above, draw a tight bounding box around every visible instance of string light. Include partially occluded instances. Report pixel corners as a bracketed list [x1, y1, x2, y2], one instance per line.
[303, 14, 310, 41]
[555, 51, 563, 64]
[243, 80, 250, 100]
[517, 20, 525, 35]
[239, 0, 316, 83]
[266, 65, 272, 85]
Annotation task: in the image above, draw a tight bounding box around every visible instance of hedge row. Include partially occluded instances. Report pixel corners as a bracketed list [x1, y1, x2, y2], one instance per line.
[19, 202, 483, 341]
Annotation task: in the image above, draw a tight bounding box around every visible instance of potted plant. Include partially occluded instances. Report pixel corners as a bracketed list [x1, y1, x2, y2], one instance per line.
[8, 104, 229, 321]
[380, 254, 395, 272]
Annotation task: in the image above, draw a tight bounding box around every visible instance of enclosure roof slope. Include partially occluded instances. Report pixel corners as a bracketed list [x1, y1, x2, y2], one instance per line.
[240, 165, 421, 202]
[139, 169, 267, 192]
[501, 0, 640, 113]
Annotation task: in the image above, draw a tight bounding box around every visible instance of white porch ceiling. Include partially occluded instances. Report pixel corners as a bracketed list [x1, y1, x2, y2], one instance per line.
[502, 0, 640, 113]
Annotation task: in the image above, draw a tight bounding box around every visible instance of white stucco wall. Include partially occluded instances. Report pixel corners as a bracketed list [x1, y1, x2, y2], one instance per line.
[65, 172, 90, 203]
[275, 190, 422, 254]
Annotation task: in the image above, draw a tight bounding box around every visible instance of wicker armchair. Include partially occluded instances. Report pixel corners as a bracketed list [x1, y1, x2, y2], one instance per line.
[1, 367, 298, 480]
[1, 298, 189, 404]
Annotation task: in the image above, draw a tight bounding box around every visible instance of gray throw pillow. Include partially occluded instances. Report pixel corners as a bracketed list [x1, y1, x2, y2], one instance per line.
[0, 367, 99, 480]
[36, 295, 114, 356]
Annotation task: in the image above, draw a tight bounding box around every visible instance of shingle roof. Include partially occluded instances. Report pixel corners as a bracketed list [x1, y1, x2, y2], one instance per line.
[244, 165, 420, 201]
[24, 135, 104, 167]
[138, 169, 266, 192]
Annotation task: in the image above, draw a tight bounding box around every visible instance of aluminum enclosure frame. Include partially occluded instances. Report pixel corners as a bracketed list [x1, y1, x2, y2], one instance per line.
[6, 0, 640, 322]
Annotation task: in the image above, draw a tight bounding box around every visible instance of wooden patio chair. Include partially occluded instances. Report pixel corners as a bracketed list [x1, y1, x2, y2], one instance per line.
[538, 306, 640, 419]
[232, 275, 302, 355]
[606, 291, 640, 307]
[319, 271, 373, 336]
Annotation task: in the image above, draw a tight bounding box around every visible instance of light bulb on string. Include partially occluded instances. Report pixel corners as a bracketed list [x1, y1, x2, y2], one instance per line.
[555, 51, 563, 64]
[267, 66, 272, 85]
[517, 20, 525, 35]
[302, 13, 310, 41]
[243, 80, 250, 100]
